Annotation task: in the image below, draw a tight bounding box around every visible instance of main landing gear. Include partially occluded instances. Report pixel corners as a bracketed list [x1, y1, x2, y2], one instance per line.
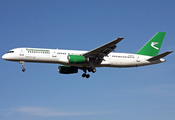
[82, 73, 90, 78]
[20, 61, 26, 72]
[82, 68, 96, 78]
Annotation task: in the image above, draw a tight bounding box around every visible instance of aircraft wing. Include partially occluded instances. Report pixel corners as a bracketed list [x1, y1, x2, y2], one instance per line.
[83, 37, 124, 64]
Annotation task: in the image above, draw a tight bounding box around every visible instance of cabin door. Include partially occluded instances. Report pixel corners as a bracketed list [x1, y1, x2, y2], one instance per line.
[52, 51, 57, 57]
[136, 56, 140, 62]
[20, 49, 25, 56]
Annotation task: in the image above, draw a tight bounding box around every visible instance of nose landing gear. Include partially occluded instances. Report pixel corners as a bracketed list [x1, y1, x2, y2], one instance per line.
[20, 61, 26, 72]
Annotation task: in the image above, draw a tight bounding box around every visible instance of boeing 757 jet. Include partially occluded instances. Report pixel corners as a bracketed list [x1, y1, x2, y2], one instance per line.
[2, 32, 173, 78]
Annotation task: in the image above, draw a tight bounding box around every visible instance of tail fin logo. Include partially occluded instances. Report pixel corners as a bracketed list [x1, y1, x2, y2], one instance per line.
[151, 42, 159, 50]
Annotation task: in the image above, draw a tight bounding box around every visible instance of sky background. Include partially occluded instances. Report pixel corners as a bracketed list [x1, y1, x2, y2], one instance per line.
[0, 0, 175, 120]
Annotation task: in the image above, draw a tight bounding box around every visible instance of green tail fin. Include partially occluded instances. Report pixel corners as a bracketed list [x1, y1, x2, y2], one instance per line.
[136, 32, 166, 56]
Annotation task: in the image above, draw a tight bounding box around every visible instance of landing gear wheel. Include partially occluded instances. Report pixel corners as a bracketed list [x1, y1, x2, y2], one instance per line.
[82, 73, 86, 78]
[82, 73, 90, 78]
[92, 68, 96, 73]
[86, 74, 90, 78]
[22, 68, 26, 72]
[88, 68, 96, 73]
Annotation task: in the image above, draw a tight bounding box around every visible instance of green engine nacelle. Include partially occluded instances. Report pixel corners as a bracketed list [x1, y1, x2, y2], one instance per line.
[68, 55, 89, 63]
[58, 65, 78, 74]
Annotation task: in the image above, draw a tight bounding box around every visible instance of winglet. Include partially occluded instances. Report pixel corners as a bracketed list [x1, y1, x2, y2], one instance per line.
[147, 51, 173, 61]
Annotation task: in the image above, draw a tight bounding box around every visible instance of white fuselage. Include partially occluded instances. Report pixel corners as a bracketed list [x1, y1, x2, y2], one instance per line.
[2, 47, 165, 68]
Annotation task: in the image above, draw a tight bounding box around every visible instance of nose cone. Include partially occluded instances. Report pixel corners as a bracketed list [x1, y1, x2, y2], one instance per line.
[2, 54, 8, 60]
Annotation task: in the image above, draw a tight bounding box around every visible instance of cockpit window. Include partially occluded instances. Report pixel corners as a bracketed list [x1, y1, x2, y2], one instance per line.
[7, 51, 14, 53]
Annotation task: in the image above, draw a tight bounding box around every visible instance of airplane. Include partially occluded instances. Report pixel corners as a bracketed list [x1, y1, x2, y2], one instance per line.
[2, 32, 173, 78]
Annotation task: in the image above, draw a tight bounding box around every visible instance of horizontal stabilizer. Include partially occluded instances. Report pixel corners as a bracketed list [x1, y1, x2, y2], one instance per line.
[147, 51, 173, 61]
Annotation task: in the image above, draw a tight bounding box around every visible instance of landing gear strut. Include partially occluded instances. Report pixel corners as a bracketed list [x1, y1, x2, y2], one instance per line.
[20, 61, 26, 72]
